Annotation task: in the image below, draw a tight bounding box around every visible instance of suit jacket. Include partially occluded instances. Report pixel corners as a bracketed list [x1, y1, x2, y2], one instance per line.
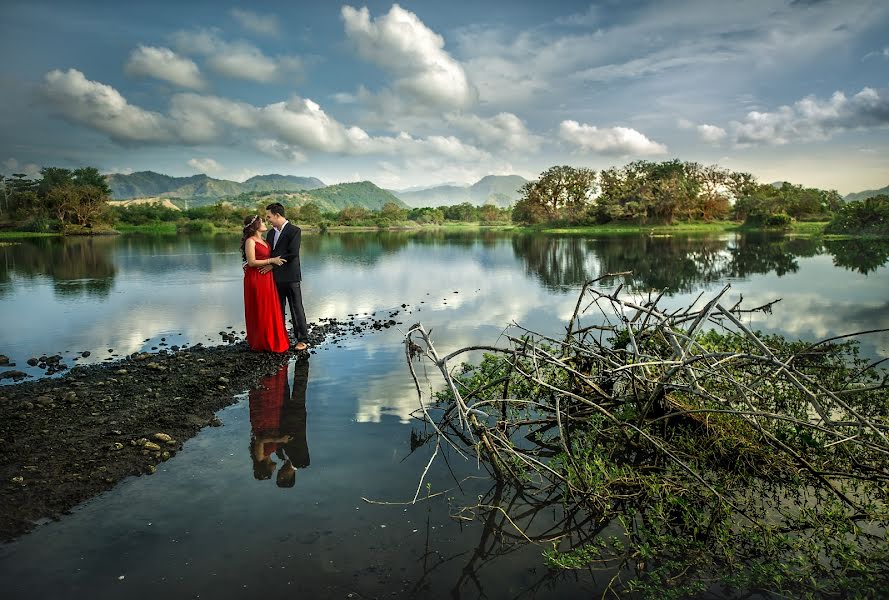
[267, 222, 302, 283]
[278, 361, 310, 469]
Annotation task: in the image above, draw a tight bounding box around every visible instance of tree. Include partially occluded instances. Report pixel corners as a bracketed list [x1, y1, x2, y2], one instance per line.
[513, 165, 597, 224]
[298, 202, 322, 225]
[379, 201, 406, 223]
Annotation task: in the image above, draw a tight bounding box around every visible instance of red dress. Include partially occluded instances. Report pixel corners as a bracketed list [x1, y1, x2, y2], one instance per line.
[244, 241, 289, 353]
[249, 364, 289, 456]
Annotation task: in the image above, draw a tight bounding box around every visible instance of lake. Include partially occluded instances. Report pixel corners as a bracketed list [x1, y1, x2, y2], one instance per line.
[0, 230, 887, 598]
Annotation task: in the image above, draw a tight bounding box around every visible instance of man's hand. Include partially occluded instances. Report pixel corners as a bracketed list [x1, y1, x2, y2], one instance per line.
[259, 265, 274, 274]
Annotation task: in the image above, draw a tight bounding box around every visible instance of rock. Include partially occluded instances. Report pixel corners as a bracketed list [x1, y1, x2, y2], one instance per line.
[27, 358, 39, 366]
[116, 369, 128, 375]
[152, 433, 172, 443]
[0, 370, 29, 381]
[81, 351, 91, 358]
[143, 441, 162, 452]
[0, 355, 9, 365]
[20, 401, 33, 410]
[111, 443, 124, 451]
[146, 465, 157, 475]
[36, 396, 53, 407]
[11, 476, 24, 484]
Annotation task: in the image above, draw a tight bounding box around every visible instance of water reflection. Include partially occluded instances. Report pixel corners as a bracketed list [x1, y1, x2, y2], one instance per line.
[248, 360, 310, 487]
[0, 236, 116, 297]
[511, 233, 866, 294]
[825, 238, 889, 275]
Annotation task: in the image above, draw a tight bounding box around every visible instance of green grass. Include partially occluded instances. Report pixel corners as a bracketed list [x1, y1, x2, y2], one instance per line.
[0, 231, 62, 239]
[538, 222, 740, 235]
[114, 223, 178, 234]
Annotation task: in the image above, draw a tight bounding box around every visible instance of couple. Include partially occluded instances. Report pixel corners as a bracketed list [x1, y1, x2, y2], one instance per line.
[249, 360, 310, 486]
[241, 202, 309, 353]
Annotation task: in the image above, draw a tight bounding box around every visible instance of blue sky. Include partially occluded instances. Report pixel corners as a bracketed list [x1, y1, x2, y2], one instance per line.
[1, 0, 887, 193]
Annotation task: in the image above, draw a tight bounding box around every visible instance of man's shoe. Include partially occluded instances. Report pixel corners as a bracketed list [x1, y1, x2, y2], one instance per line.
[294, 342, 308, 351]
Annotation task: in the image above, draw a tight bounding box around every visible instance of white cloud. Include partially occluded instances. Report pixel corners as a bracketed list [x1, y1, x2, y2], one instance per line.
[445, 112, 541, 151]
[254, 139, 307, 163]
[104, 166, 134, 175]
[42, 68, 174, 143]
[38, 70, 495, 169]
[331, 92, 358, 104]
[2, 158, 41, 177]
[732, 87, 889, 145]
[559, 120, 669, 155]
[697, 124, 727, 143]
[124, 45, 205, 90]
[341, 5, 476, 110]
[230, 8, 280, 37]
[172, 29, 301, 83]
[187, 157, 223, 174]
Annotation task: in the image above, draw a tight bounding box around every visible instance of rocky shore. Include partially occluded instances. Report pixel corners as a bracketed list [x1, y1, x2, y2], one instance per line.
[0, 310, 407, 541]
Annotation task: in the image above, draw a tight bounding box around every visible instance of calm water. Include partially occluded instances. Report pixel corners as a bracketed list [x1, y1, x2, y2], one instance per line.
[0, 231, 887, 598]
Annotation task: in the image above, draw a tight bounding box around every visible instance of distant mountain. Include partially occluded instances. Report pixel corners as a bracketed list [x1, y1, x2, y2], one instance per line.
[231, 181, 407, 213]
[299, 181, 407, 212]
[845, 184, 889, 202]
[106, 171, 324, 201]
[390, 174, 529, 208]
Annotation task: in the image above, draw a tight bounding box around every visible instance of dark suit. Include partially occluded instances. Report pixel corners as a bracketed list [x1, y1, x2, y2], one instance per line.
[267, 222, 308, 342]
[278, 360, 310, 469]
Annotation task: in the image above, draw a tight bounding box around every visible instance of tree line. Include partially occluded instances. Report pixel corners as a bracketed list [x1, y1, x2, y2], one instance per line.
[513, 161, 847, 226]
[1, 167, 113, 232]
[2, 163, 886, 235]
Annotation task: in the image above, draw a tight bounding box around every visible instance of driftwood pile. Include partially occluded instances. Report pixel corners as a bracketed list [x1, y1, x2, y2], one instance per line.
[403, 275, 889, 594]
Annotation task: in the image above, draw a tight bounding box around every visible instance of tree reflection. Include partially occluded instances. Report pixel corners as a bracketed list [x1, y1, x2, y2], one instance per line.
[512, 233, 834, 294]
[825, 238, 889, 275]
[0, 236, 116, 297]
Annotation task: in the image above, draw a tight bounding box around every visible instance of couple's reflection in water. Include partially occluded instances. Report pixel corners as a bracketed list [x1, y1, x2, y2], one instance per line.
[248, 360, 310, 488]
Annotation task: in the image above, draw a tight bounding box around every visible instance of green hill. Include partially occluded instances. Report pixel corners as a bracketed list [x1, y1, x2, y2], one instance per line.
[845, 184, 889, 203]
[390, 174, 528, 208]
[229, 181, 407, 213]
[106, 171, 324, 201]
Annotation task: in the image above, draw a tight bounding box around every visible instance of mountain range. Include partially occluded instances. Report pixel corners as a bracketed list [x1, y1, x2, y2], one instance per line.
[106, 172, 325, 201]
[844, 184, 889, 202]
[388, 175, 529, 208]
[105, 171, 529, 209]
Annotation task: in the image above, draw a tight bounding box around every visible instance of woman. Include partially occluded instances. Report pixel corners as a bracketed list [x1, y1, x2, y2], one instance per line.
[241, 215, 290, 353]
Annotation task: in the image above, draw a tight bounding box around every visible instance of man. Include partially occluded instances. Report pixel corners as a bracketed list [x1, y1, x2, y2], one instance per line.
[264, 202, 309, 351]
[276, 360, 310, 488]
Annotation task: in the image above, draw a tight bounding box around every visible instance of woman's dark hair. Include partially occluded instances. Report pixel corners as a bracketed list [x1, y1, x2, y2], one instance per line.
[240, 215, 261, 262]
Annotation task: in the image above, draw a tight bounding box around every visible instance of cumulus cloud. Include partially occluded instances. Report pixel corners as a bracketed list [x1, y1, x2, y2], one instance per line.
[732, 87, 889, 145]
[230, 8, 280, 37]
[558, 120, 668, 155]
[172, 29, 301, 83]
[697, 124, 727, 143]
[341, 4, 476, 110]
[254, 139, 307, 163]
[331, 92, 359, 104]
[445, 112, 541, 151]
[2, 158, 41, 177]
[125, 45, 205, 89]
[42, 68, 174, 143]
[187, 157, 223, 173]
[39, 69, 492, 167]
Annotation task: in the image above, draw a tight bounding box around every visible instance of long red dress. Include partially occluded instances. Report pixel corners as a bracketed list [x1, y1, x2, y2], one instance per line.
[244, 241, 290, 353]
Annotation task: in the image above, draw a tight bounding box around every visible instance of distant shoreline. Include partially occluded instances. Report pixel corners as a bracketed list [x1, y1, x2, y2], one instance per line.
[0, 221, 845, 238]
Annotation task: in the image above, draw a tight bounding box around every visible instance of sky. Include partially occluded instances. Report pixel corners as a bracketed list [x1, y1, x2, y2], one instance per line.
[0, 0, 887, 194]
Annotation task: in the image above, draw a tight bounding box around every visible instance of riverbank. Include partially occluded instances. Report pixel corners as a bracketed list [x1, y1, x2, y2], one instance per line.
[0, 309, 406, 541]
[1, 220, 830, 238]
